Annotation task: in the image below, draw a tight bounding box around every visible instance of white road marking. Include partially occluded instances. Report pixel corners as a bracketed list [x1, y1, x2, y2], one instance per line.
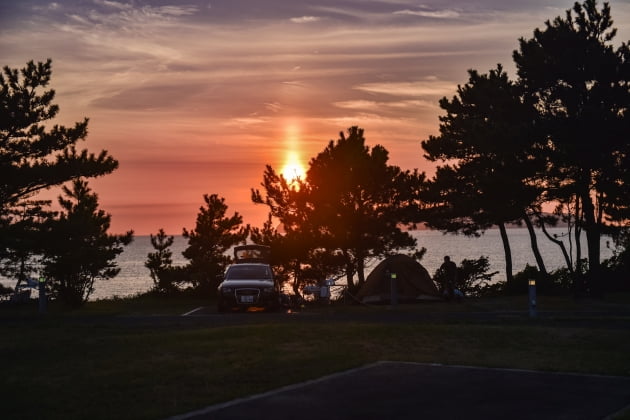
[181, 306, 204, 316]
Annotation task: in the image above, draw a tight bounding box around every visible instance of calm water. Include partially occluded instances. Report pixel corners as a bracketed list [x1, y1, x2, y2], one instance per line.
[1, 228, 614, 300]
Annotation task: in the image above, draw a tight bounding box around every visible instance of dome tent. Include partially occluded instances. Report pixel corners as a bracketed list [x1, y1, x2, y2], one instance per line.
[356, 254, 441, 303]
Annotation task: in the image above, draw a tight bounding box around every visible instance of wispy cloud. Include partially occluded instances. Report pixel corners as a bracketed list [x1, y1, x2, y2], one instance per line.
[31, 2, 61, 12]
[393, 9, 460, 19]
[290, 16, 320, 23]
[60, 3, 198, 33]
[334, 99, 434, 111]
[264, 102, 283, 113]
[92, 0, 132, 11]
[281, 81, 306, 88]
[353, 80, 456, 98]
[224, 117, 270, 128]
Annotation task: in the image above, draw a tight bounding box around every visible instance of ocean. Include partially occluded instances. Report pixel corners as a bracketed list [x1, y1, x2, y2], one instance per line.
[1, 228, 614, 300]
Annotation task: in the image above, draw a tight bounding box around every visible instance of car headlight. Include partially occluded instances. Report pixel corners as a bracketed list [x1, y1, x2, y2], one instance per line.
[221, 287, 233, 295]
[263, 287, 274, 294]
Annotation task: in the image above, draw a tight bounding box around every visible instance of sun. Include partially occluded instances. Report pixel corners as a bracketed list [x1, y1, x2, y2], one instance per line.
[281, 152, 306, 183]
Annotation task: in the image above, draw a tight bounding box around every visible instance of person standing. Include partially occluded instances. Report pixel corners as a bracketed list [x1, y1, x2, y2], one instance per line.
[440, 256, 457, 300]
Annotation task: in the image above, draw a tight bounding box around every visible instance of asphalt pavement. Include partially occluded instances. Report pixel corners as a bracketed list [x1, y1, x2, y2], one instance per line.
[167, 361, 630, 420]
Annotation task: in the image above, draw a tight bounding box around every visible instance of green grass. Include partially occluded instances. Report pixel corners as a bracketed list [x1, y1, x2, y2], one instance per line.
[1, 294, 629, 420]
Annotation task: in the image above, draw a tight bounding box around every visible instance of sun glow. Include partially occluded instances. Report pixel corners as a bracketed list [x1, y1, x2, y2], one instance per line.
[281, 152, 306, 183]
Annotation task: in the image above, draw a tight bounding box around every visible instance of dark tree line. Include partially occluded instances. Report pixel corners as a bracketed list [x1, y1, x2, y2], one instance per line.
[1, 59, 132, 307]
[421, 0, 629, 293]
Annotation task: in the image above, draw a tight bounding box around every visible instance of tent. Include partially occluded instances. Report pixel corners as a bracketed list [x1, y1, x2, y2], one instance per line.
[356, 254, 441, 303]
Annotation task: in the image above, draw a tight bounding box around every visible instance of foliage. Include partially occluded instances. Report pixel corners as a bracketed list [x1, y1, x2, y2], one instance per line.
[253, 127, 422, 294]
[182, 194, 247, 295]
[420, 65, 546, 283]
[250, 213, 317, 294]
[421, 1, 629, 292]
[41, 179, 133, 307]
[421, 65, 541, 232]
[145, 228, 185, 294]
[499, 265, 574, 296]
[0, 59, 121, 297]
[602, 228, 630, 291]
[0, 200, 54, 290]
[433, 256, 499, 297]
[250, 203, 347, 295]
[0, 282, 13, 296]
[513, 0, 630, 287]
[0, 59, 118, 210]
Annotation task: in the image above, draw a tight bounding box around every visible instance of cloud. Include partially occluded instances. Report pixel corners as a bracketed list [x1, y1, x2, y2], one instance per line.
[290, 16, 320, 23]
[264, 102, 283, 113]
[333, 100, 380, 111]
[224, 117, 270, 128]
[393, 9, 460, 19]
[30, 2, 61, 12]
[92, 0, 132, 11]
[281, 81, 306, 88]
[61, 3, 199, 33]
[333, 99, 434, 111]
[353, 80, 456, 98]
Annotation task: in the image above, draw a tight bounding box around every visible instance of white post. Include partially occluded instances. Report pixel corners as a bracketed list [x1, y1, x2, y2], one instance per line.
[38, 277, 47, 314]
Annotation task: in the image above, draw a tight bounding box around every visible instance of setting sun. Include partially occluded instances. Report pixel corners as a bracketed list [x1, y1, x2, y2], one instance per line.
[281, 152, 306, 183]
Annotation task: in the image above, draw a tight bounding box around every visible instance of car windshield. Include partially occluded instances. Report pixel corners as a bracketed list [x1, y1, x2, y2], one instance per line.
[226, 265, 272, 280]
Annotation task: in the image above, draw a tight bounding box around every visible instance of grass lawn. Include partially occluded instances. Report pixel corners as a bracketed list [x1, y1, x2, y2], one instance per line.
[1, 294, 629, 420]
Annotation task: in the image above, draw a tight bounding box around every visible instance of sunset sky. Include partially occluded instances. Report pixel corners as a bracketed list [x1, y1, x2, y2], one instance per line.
[2, 0, 629, 235]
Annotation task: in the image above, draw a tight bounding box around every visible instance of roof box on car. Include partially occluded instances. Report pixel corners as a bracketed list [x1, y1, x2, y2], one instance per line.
[234, 245, 271, 264]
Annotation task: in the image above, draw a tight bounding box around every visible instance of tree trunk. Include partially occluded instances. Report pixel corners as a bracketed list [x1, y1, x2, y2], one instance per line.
[343, 250, 356, 294]
[539, 217, 574, 273]
[522, 214, 548, 277]
[574, 195, 582, 272]
[356, 255, 366, 290]
[13, 257, 27, 298]
[292, 261, 301, 296]
[581, 190, 601, 294]
[346, 266, 355, 294]
[498, 222, 514, 284]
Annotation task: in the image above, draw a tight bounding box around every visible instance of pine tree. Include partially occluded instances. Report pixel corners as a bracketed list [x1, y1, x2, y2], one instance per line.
[514, 0, 630, 290]
[145, 228, 179, 294]
[42, 180, 133, 307]
[182, 194, 247, 294]
[0, 59, 117, 210]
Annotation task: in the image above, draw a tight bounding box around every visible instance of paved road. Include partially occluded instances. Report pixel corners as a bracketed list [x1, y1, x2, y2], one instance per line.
[168, 361, 630, 420]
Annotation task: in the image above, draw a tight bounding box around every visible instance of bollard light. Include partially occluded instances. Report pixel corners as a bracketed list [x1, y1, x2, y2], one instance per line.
[528, 279, 537, 318]
[390, 272, 398, 306]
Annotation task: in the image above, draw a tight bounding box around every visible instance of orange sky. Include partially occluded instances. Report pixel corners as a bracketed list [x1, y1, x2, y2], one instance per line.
[2, 0, 629, 234]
